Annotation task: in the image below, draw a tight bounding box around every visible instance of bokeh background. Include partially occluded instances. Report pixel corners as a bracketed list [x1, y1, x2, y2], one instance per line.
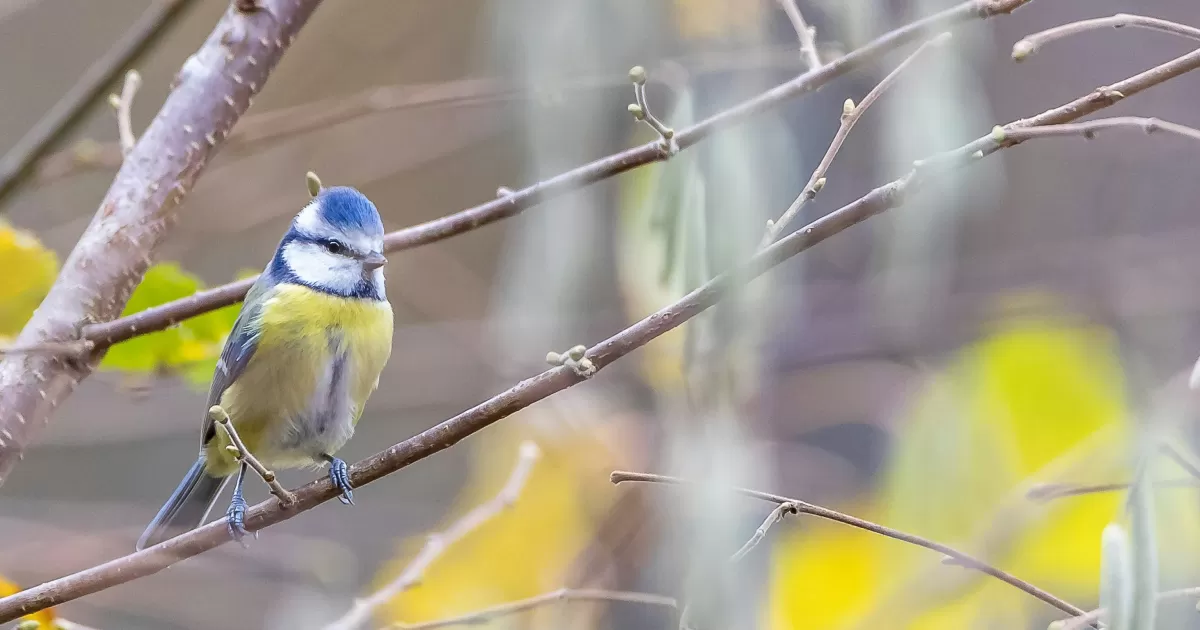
[3, 0, 1200, 628]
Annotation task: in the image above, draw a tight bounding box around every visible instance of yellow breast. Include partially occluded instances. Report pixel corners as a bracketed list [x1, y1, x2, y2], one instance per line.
[206, 283, 393, 474]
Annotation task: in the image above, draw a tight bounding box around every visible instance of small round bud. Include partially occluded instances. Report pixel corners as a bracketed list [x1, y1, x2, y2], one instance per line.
[567, 345, 587, 361]
[16, 620, 41, 630]
[842, 98, 856, 116]
[545, 351, 563, 365]
[990, 125, 1007, 143]
[627, 103, 645, 119]
[226, 445, 240, 453]
[209, 405, 229, 422]
[1011, 39, 1035, 62]
[661, 127, 675, 140]
[107, 93, 121, 110]
[628, 66, 647, 85]
[306, 171, 323, 197]
[812, 177, 826, 193]
[577, 357, 595, 373]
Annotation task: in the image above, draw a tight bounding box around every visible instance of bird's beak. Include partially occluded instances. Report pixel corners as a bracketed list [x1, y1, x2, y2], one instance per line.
[361, 252, 387, 270]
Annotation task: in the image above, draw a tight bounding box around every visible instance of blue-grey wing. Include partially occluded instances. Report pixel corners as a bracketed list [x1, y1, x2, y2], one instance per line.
[200, 277, 272, 445]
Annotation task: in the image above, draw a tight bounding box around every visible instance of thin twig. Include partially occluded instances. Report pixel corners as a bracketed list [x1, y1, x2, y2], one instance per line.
[384, 588, 677, 630]
[323, 441, 541, 630]
[208, 405, 296, 506]
[0, 340, 94, 357]
[110, 70, 143, 155]
[761, 31, 952, 247]
[1026, 479, 1200, 502]
[729, 501, 799, 562]
[74, 0, 1034, 355]
[610, 471, 1087, 618]
[0, 0, 327, 487]
[0, 0, 196, 208]
[1013, 13, 1200, 61]
[995, 116, 1200, 144]
[777, 0, 822, 69]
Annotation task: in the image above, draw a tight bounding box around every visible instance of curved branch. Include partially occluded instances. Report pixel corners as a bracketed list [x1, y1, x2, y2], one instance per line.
[0, 0, 328, 483]
[77, 0, 1037, 351]
[1013, 13, 1200, 60]
[611, 472, 1084, 618]
[3, 33, 1191, 620]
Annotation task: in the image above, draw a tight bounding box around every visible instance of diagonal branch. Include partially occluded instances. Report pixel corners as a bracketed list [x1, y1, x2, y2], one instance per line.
[0, 32, 1191, 620]
[0, 0, 329, 485]
[209, 405, 296, 505]
[762, 30, 952, 247]
[610, 471, 1086, 618]
[0, 0, 198, 209]
[74, 0, 1037, 353]
[384, 588, 678, 630]
[324, 441, 541, 630]
[776, 0, 823, 69]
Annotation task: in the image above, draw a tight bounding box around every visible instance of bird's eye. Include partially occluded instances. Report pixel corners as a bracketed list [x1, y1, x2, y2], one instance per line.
[322, 239, 346, 255]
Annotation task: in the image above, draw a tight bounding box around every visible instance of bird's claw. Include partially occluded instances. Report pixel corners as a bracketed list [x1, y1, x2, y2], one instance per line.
[226, 493, 249, 546]
[328, 457, 354, 505]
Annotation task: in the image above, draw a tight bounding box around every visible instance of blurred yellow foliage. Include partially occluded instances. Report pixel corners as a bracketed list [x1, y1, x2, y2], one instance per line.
[373, 397, 641, 629]
[673, 0, 768, 41]
[0, 220, 57, 338]
[0, 574, 56, 628]
[767, 310, 1200, 629]
[99, 262, 240, 387]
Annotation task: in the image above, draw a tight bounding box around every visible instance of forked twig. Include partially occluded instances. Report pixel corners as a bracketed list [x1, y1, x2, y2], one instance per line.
[208, 405, 296, 506]
[109, 70, 143, 154]
[730, 501, 799, 562]
[611, 471, 1088, 619]
[761, 31, 952, 247]
[777, 0, 823, 69]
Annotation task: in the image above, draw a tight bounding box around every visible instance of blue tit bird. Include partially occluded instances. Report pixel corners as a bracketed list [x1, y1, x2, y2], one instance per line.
[136, 186, 394, 550]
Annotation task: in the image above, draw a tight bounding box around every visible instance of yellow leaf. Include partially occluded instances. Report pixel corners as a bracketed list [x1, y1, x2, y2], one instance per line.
[0, 220, 57, 336]
[373, 399, 638, 629]
[767, 300, 1200, 629]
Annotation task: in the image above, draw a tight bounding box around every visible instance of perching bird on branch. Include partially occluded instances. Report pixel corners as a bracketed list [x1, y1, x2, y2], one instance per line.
[136, 186, 394, 550]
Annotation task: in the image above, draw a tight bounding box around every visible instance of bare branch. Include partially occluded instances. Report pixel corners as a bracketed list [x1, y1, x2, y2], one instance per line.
[0, 0, 328, 485]
[0, 0, 197, 207]
[610, 471, 1086, 618]
[729, 502, 799, 562]
[73, 0, 1035, 354]
[994, 116, 1200, 144]
[776, 0, 822, 69]
[0, 340, 94, 357]
[1026, 479, 1200, 502]
[109, 70, 143, 155]
[323, 442, 541, 630]
[209, 405, 296, 506]
[1014, 13, 1200, 61]
[384, 588, 677, 630]
[762, 31, 952, 246]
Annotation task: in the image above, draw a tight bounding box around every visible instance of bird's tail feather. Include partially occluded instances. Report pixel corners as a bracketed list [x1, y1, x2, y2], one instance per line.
[136, 457, 228, 551]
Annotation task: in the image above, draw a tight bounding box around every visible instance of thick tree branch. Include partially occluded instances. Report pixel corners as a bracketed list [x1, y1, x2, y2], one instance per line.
[0, 0, 328, 484]
[611, 473, 1089, 618]
[0, 0, 197, 208]
[2, 32, 1190, 619]
[75, 0, 1036, 352]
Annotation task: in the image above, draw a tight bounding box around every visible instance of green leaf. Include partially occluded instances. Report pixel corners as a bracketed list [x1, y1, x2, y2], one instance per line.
[99, 263, 240, 388]
[0, 220, 58, 337]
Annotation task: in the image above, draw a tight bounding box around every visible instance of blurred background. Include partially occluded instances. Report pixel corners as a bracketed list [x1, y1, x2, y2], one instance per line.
[3, 0, 1200, 628]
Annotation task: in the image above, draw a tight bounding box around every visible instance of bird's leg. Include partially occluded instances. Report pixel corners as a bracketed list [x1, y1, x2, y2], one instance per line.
[226, 463, 250, 546]
[322, 453, 354, 505]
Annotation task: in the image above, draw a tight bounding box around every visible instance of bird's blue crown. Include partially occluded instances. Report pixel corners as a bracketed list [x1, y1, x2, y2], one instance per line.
[267, 186, 388, 300]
